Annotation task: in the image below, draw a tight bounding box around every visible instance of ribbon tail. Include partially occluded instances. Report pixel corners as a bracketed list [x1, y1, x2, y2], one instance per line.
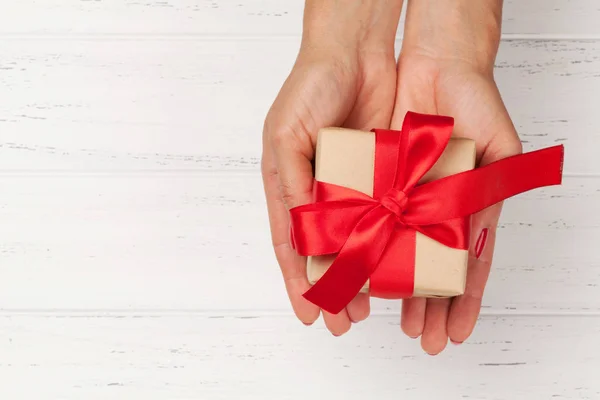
[413, 216, 471, 250]
[369, 228, 416, 299]
[405, 145, 564, 224]
[303, 207, 396, 314]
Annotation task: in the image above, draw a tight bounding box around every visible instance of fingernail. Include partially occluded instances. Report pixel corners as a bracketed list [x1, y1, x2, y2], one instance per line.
[475, 228, 489, 259]
[302, 321, 313, 326]
[332, 332, 342, 337]
[450, 340, 463, 346]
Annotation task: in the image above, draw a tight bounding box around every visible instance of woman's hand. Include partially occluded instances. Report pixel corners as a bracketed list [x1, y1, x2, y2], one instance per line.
[261, 0, 403, 335]
[392, 0, 522, 354]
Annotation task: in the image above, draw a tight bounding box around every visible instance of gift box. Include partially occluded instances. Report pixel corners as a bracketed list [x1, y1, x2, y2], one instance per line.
[307, 127, 476, 298]
[289, 112, 563, 314]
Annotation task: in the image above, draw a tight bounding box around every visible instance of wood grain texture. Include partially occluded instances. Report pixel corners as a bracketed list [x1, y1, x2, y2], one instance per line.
[1, 314, 598, 399]
[0, 174, 593, 312]
[0, 0, 599, 36]
[0, 39, 274, 171]
[1, 39, 598, 173]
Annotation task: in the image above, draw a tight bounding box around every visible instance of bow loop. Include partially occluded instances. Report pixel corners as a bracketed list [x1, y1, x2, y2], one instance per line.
[396, 112, 455, 191]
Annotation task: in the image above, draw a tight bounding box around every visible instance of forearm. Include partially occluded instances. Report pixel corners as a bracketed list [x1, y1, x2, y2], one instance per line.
[402, 0, 503, 72]
[302, 0, 404, 54]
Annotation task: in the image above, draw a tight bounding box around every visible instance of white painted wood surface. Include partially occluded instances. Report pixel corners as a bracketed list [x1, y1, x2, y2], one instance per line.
[1, 1, 599, 36]
[1, 314, 599, 399]
[1, 1, 599, 398]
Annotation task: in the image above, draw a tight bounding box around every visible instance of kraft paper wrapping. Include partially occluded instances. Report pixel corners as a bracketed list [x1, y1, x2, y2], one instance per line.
[306, 127, 477, 298]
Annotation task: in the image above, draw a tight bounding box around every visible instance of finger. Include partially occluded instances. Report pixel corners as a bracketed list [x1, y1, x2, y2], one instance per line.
[323, 309, 352, 336]
[421, 298, 451, 355]
[346, 293, 370, 323]
[401, 297, 426, 338]
[447, 204, 501, 343]
[261, 137, 319, 325]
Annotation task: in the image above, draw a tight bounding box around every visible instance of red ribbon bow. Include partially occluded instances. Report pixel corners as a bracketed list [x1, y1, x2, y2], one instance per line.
[289, 112, 564, 315]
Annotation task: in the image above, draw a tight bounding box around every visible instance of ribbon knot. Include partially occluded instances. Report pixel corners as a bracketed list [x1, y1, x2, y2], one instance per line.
[380, 187, 408, 222]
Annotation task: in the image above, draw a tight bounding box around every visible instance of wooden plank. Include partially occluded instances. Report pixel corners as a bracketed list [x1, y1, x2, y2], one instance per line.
[0, 38, 596, 173]
[0, 174, 595, 312]
[0, 39, 277, 171]
[0, 1, 599, 36]
[0, 313, 598, 399]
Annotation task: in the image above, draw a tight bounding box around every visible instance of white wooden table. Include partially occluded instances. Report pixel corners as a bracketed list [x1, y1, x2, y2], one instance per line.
[0, 1, 598, 398]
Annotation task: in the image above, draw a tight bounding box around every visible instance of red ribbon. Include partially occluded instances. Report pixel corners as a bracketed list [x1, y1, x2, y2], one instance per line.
[289, 112, 564, 315]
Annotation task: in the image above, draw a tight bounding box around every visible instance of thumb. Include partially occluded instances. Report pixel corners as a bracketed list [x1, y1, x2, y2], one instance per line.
[447, 112, 523, 344]
[268, 120, 315, 210]
[470, 115, 523, 273]
[264, 62, 343, 210]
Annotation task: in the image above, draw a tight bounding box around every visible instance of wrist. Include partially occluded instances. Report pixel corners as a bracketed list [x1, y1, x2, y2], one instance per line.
[301, 0, 403, 56]
[402, 0, 502, 74]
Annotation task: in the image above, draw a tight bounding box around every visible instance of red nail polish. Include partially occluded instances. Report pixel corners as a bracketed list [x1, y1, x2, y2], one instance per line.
[475, 228, 488, 259]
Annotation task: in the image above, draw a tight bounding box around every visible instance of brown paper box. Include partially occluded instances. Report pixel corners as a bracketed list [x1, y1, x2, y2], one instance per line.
[307, 127, 477, 298]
